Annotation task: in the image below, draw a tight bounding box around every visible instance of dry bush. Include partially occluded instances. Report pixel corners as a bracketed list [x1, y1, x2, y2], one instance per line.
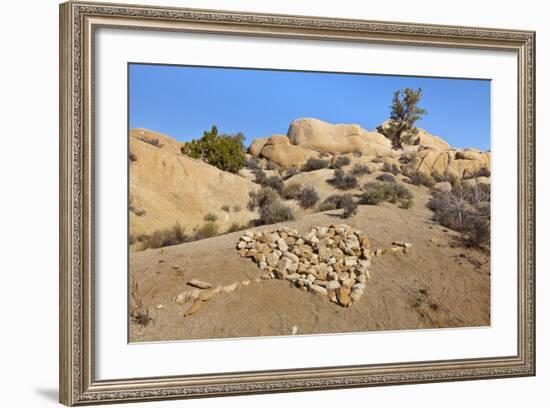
[258, 200, 295, 225]
[195, 222, 219, 240]
[298, 186, 319, 209]
[376, 173, 397, 183]
[248, 187, 280, 211]
[283, 167, 300, 180]
[252, 169, 267, 184]
[382, 162, 399, 175]
[282, 182, 302, 199]
[319, 194, 356, 218]
[301, 157, 330, 172]
[130, 280, 152, 326]
[329, 169, 359, 190]
[221, 205, 231, 212]
[261, 175, 284, 194]
[407, 172, 435, 188]
[246, 156, 262, 170]
[360, 182, 413, 207]
[143, 222, 188, 249]
[331, 156, 351, 169]
[138, 136, 163, 148]
[351, 164, 370, 176]
[129, 152, 137, 162]
[266, 160, 280, 171]
[204, 213, 218, 222]
[232, 205, 242, 212]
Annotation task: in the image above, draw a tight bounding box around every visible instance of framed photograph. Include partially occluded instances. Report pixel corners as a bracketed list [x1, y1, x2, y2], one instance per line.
[59, 1, 536, 405]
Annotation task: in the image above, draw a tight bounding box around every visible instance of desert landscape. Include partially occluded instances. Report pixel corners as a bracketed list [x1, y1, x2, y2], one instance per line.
[128, 111, 491, 342]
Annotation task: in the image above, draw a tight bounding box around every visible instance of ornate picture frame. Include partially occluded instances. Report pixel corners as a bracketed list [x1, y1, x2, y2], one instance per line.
[59, 1, 535, 405]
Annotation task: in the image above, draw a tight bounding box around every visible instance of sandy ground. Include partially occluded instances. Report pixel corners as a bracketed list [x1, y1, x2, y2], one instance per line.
[129, 187, 490, 342]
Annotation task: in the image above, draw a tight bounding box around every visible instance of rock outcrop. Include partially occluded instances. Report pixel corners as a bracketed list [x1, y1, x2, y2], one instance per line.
[256, 134, 319, 168]
[287, 118, 393, 157]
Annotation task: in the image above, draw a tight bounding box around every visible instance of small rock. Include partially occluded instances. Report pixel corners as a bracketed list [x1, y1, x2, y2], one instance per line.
[156, 304, 164, 309]
[291, 326, 298, 335]
[325, 280, 341, 291]
[309, 284, 328, 296]
[188, 279, 212, 289]
[222, 283, 239, 293]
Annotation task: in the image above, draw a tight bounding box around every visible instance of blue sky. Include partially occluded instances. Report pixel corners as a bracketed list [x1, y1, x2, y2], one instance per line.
[129, 63, 491, 151]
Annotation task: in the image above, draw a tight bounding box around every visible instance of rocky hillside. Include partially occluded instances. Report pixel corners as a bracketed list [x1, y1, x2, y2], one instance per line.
[248, 117, 490, 180]
[129, 129, 258, 242]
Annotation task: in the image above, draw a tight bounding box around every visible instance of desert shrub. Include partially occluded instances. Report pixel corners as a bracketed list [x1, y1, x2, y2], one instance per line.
[221, 205, 230, 213]
[248, 187, 280, 211]
[143, 222, 188, 249]
[129, 234, 136, 245]
[341, 196, 358, 218]
[258, 200, 295, 225]
[360, 182, 413, 207]
[246, 156, 262, 170]
[266, 160, 280, 171]
[408, 172, 435, 188]
[181, 125, 246, 173]
[329, 169, 359, 190]
[261, 175, 284, 194]
[130, 280, 152, 326]
[351, 164, 370, 176]
[195, 222, 219, 240]
[319, 194, 349, 210]
[472, 167, 491, 178]
[302, 157, 330, 172]
[376, 173, 397, 183]
[282, 182, 302, 199]
[382, 162, 399, 175]
[226, 223, 246, 233]
[233, 205, 242, 212]
[298, 186, 319, 209]
[138, 136, 163, 148]
[428, 182, 491, 248]
[283, 167, 300, 180]
[252, 169, 267, 184]
[204, 213, 218, 222]
[463, 218, 490, 248]
[331, 156, 351, 169]
[371, 156, 385, 164]
[352, 149, 363, 158]
[399, 197, 414, 209]
[129, 152, 137, 162]
[360, 182, 386, 205]
[318, 200, 338, 211]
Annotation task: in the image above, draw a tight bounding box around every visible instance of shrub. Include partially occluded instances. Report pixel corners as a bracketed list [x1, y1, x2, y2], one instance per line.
[246, 156, 262, 170]
[428, 182, 491, 249]
[227, 223, 245, 233]
[248, 187, 280, 211]
[282, 182, 302, 199]
[138, 136, 163, 148]
[329, 169, 359, 190]
[331, 156, 351, 169]
[473, 167, 491, 178]
[360, 182, 386, 205]
[233, 205, 242, 212]
[408, 172, 435, 188]
[341, 196, 358, 218]
[129, 152, 137, 162]
[318, 200, 338, 211]
[360, 182, 413, 207]
[283, 167, 300, 180]
[258, 200, 295, 225]
[463, 218, 490, 248]
[221, 205, 231, 213]
[130, 280, 152, 326]
[252, 169, 267, 184]
[372, 156, 384, 164]
[143, 222, 188, 249]
[181, 125, 246, 173]
[266, 160, 280, 171]
[382, 162, 399, 175]
[195, 222, 219, 240]
[376, 173, 397, 183]
[351, 164, 370, 176]
[261, 175, 284, 194]
[298, 186, 319, 209]
[302, 157, 330, 172]
[129, 197, 146, 216]
[204, 213, 218, 222]
[352, 149, 363, 158]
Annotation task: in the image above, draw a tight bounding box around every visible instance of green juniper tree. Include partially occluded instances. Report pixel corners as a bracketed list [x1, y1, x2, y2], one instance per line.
[379, 88, 428, 149]
[181, 125, 246, 173]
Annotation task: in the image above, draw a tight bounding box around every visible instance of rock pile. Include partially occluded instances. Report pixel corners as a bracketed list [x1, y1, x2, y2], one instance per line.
[236, 224, 372, 307]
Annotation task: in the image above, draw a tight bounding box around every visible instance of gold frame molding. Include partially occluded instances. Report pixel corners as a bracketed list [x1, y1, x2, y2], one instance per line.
[59, 1, 536, 405]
